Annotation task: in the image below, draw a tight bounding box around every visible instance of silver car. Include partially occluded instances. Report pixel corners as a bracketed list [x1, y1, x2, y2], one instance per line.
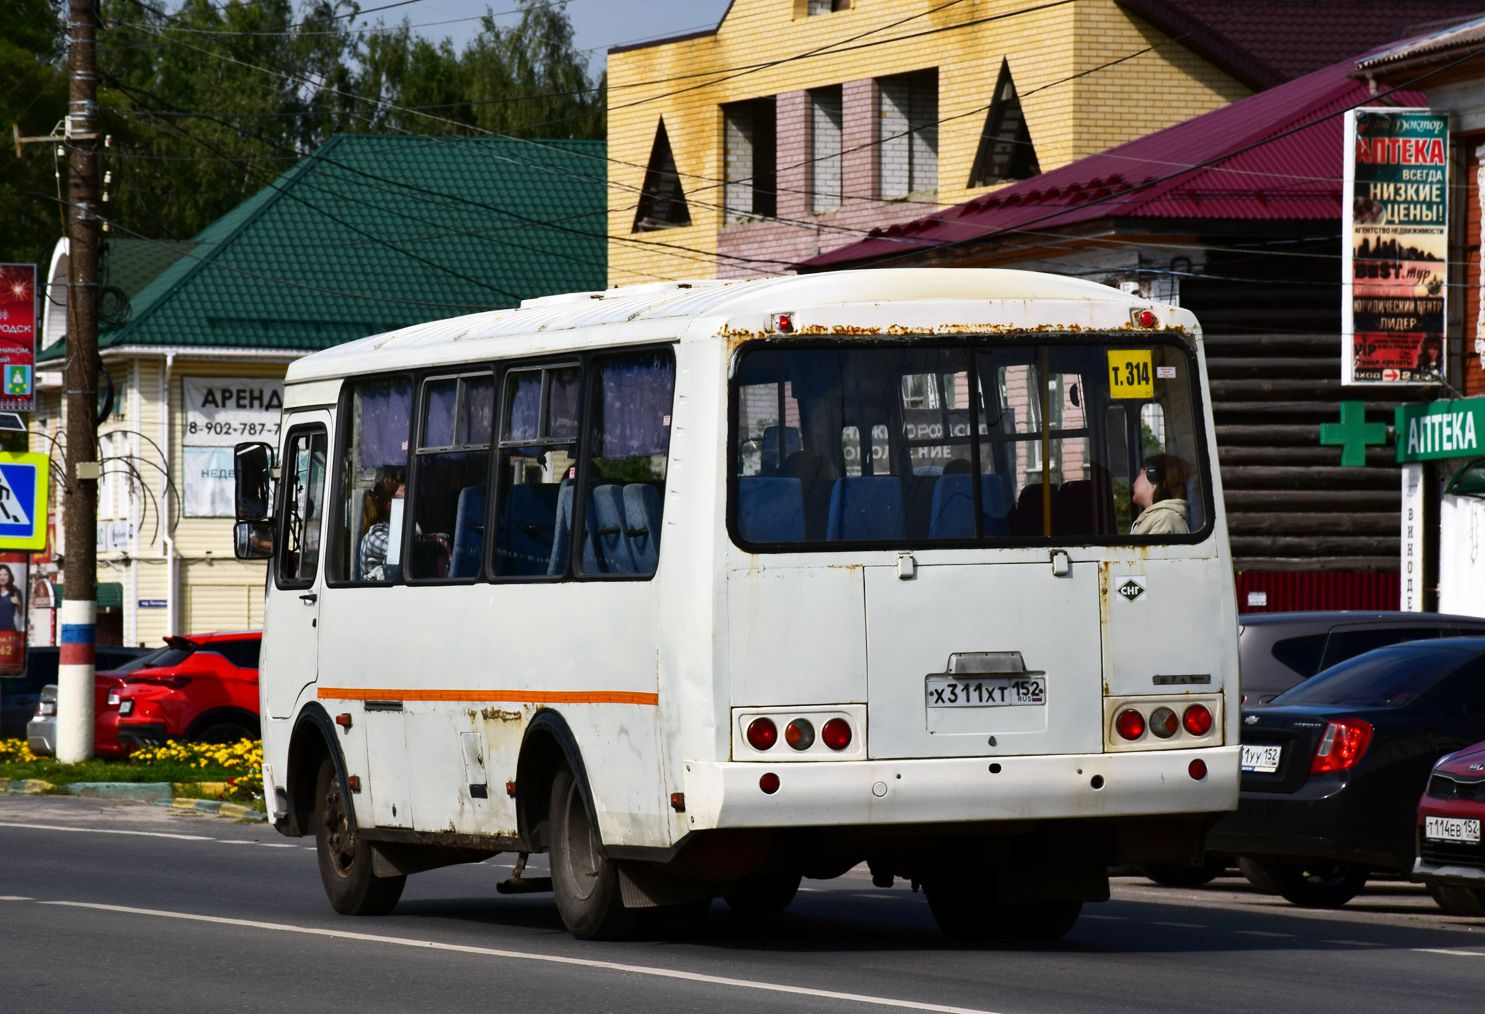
[26, 684, 57, 756]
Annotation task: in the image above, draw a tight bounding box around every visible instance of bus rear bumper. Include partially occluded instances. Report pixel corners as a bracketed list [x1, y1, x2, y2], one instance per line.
[680, 747, 1239, 831]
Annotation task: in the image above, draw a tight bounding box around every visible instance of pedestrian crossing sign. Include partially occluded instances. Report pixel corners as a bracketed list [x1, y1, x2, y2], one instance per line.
[0, 452, 48, 550]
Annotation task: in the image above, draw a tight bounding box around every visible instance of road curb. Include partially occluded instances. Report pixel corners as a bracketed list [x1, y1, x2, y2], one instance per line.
[165, 797, 267, 821]
[63, 781, 174, 802]
[0, 778, 55, 795]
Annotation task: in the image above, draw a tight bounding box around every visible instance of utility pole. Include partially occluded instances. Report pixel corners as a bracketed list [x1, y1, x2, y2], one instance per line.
[57, 0, 101, 764]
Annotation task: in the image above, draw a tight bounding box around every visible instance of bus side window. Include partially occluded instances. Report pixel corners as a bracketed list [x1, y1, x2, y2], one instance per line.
[279, 427, 328, 586]
[493, 364, 582, 578]
[330, 375, 412, 584]
[581, 351, 676, 577]
[407, 373, 495, 581]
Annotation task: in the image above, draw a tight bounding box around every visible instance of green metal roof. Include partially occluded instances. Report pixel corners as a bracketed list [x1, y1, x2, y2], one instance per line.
[44, 135, 608, 360]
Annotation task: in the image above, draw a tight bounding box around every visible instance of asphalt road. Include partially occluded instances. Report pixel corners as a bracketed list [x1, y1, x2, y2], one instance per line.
[2, 794, 1483, 1014]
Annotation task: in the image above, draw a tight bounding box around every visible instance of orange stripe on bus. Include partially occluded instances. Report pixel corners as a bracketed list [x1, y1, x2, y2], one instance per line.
[316, 688, 659, 706]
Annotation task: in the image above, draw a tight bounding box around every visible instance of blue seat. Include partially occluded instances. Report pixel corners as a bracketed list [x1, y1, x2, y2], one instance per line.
[498, 484, 558, 576]
[590, 484, 635, 574]
[738, 477, 805, 543]
[449, 485, 486, 578]
[1187, 477, 1204, 533]
[826, 476, 903, 541]
[623, 483, 663, 574]
[549, 480, 601, 576]
[929, 474, 1010, 539]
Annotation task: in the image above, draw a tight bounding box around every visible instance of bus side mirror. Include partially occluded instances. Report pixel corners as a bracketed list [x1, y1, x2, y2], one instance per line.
[234, 520, 274, 560]
[235, 442, 275, 521]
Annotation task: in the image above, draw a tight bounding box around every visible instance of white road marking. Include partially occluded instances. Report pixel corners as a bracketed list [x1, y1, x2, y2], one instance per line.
[1322, 940, 1386, 948]
[20, 899, 1009, 1014]
[1414, 948, 1485, 958]
[1081, 915, 1126, 921]
[0, 896, 34, 901]
[1234, 931, 1296, 938]
[0, 821, 214, 842]
[1151, 922, 1206, 928]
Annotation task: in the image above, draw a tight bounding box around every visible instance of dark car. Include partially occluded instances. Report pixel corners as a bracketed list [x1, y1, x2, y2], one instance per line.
[1207, 638, 1485, 908]
[1239, 611, 1485, 705]
[0, 646, 151, 740]
[1415, 738, 1485, 917]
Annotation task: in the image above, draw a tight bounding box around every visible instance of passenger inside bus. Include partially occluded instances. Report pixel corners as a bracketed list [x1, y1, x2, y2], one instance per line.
[732, 342, 1206, 546]
[1128, 453, 1193, 536]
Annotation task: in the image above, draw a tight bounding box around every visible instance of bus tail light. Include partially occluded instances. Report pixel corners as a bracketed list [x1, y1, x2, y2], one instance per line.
[1188, 759, 1207, 780]
[746, 717, 778, 751]
[1115, 709, 1145, 740]
[1310, 718, 1372, 774]
[759, 772, 780, 794]
[1183, 704, 1213, 735]
[785, 719, 815, 750]
[821, 718, 852, 751]
[1149, 707, 1178, 738]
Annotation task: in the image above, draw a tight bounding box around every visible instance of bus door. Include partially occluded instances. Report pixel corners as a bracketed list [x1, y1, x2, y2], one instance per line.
[264, 414, 330, 719]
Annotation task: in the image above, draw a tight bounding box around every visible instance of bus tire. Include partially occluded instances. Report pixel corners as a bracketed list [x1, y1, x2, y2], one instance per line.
[923, 875, 1009, 940]
[1007, 901, 1083, 939]
[549, 766, 647, 940]
[723, 872, 802, 913]
[312, 756, 404, 916]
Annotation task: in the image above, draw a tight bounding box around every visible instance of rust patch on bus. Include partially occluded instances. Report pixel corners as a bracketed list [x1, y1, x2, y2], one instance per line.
[481, 707, 524, 723]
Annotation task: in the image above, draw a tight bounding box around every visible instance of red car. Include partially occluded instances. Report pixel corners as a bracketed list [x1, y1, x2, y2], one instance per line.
[1416, 738, 1485, 917]
[113, 632, 262, 750]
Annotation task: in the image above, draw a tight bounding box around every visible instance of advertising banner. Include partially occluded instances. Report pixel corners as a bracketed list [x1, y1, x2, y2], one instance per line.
[181, 378, 283, 517]
[0, 552, 30, 674]
[1394, 396, 1485, 462]
[0, 264, 36, 412]
[1342, 108, 1449, 385]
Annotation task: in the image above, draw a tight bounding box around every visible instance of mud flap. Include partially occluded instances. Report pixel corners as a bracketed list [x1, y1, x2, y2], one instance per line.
[617, 861, 734, 908]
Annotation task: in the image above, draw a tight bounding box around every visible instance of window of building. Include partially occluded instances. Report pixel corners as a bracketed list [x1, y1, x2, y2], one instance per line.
[807, 0, 852, 12]
[493, 363, 583, 577]
[969, 59, 1040, 187]
[407, 373, 495, 581]
[329, 375, 413, 584]
[878, 69, 938, 199]
[810, 85, 843, 214]
[723, 97, 778, 222]
[581, 351, 677, 577]
[633, 119, 691, 232]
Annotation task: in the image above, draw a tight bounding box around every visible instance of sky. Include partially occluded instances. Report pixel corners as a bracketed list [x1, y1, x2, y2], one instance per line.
[353, 0, 734, 74]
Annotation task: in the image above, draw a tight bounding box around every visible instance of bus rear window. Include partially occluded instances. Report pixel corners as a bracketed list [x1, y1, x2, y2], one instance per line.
[730, 339, 1208, 548]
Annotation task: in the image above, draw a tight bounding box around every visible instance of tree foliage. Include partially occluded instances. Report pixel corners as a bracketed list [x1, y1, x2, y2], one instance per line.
[0, 0, 603, 255]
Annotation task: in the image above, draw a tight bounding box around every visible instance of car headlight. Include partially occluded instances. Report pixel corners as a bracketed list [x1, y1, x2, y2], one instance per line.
[118, 700, 135, 716]
[106, 690, 121, 707]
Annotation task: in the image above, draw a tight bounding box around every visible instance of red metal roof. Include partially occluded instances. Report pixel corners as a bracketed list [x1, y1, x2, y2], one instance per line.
[801, 57, 1423, 271]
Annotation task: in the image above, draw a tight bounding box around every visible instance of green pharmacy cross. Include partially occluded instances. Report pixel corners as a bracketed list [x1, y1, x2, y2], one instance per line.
[1320, 401, 1388, 467]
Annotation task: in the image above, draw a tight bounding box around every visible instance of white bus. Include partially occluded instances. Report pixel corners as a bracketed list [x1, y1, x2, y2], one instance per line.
[236, 269, 1239, 941]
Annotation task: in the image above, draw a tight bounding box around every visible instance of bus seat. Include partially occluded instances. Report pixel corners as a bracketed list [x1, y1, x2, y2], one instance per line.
[1052, 480, 1095, 536]
[497, 484, 558, 575]
[449, 485, 486, 578]
[929, 474, 1011, 538]
[549, 480, 600, 576]
[591, 484, 636, 574]
[761, 425, 802, 475]
[1187, 477, 1204, 532]
[826, 476, 903, 541]
[623, 483, 663, 573]
[1011, 483, 1055, 536]
[738, 477, 805, 543]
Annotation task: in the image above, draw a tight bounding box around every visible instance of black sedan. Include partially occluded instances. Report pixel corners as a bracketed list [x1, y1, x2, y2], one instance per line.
[1206, 637, 1485, 908]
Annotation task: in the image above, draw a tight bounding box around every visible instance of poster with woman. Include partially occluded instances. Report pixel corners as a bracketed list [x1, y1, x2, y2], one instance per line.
[0, 552, 28, 674]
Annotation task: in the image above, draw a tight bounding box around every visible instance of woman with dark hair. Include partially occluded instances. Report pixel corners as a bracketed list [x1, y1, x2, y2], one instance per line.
[358, 472, 404, 581]
[1130, 453, 1193, 536]
[0, 564, 23, 632]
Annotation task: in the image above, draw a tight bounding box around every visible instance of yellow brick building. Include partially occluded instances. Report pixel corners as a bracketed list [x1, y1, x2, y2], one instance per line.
[606, 0, 1253, 286]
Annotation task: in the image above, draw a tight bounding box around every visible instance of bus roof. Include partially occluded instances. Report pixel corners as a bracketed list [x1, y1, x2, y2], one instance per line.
[284, 268, 1190, 384]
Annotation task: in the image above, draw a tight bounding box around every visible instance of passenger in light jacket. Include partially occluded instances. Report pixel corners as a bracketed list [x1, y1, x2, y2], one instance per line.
[1130, 453, 1192, 536]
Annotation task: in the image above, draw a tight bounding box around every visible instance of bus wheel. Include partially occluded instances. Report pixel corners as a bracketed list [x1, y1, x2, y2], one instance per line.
[1007, 901, 1083, 939]
[549, 766, 647, 940]
[312, 757, 404, 916]
[723, 872, 802, 913]
[923, 876, 1009, 940]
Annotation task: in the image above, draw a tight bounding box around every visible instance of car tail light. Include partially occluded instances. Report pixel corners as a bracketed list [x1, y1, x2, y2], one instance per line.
[821, 718, 852, 751]
[106, 689, 121, 707]
[785, 719, 815, 750]
[1115, 708, 1145, 740]
[1183, 704, 1213, 736]
[746, 717, 778, 751]
[1310, 718, 1373, 774]
[1149, 707, 1178, 738]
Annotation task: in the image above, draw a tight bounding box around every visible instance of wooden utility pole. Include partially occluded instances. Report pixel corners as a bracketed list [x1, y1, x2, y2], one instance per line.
[57, 0, 101, 763]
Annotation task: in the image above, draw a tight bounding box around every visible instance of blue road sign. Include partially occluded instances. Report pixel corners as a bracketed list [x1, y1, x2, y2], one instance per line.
[0, 453, 49, 551]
